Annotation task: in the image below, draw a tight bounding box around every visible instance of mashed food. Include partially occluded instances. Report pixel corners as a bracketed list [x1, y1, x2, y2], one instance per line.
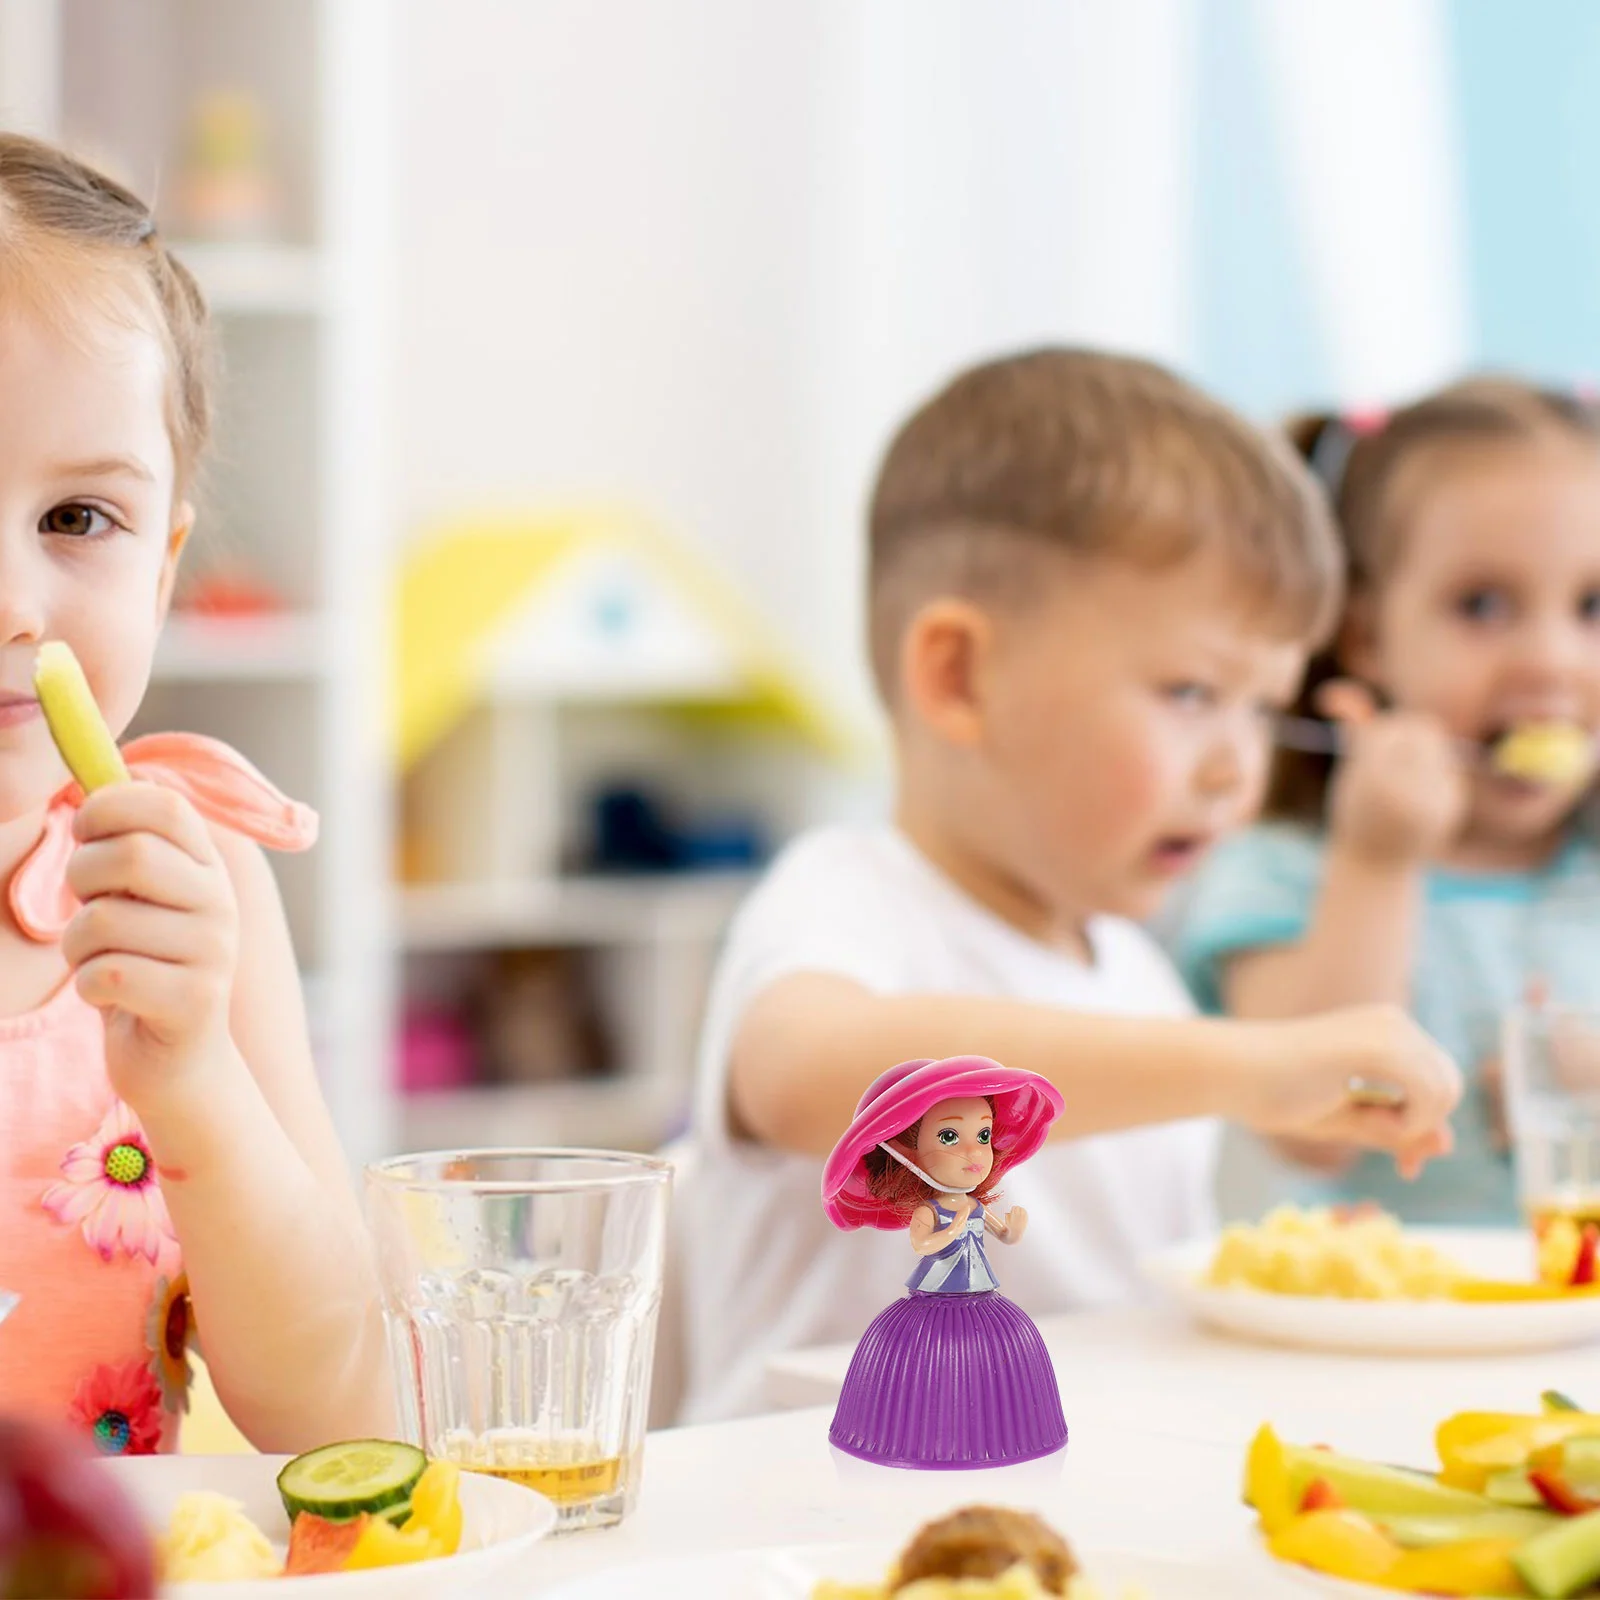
[159, 1492, 281, 1583]
[814, 1571, 1117, 1599]
[1206, 1205, 1466, 1300]
[814, 1508, 1138, 1599]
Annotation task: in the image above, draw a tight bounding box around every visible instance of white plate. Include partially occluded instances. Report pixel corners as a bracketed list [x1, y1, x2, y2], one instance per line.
[1144, 1229, 1600, 1356]
[106, 1453, 557, 1598]
[542, 1538, 1293, 1598]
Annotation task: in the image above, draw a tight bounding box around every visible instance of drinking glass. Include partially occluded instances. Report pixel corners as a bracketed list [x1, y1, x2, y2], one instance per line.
[1504, 1004, 1600, 1233]
[366, 1149, 671, 1531]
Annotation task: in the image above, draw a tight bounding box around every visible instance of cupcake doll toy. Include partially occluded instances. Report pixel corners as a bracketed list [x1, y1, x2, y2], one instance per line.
[821, 1056, 1069, 1469]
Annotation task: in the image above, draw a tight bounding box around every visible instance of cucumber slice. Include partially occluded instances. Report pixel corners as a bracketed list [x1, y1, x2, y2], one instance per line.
[277, 1440, 427, 1523]
[1485, 1468, 1547, 1508]
[1545, 1390, 1586, 1414]
[1514, 1505, 1600, 1598]
[1375, 1507, 1556, 1547]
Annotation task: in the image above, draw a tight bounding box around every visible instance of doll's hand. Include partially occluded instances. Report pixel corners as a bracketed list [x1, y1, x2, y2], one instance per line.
[63, 784, 239, 1114]
[996, 1205, 1027, 1244]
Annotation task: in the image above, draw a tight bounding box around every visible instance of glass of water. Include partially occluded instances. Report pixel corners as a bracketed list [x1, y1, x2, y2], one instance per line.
[366, 1149, 672, 1531]
[1504, 1004, 1600, 1235]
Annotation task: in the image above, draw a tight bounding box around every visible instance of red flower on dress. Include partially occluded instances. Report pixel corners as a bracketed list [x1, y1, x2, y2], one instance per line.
[146, 1273, 195, 1414]
[67, 1359, 165, 1456]
[42, 1101, 179, 1272]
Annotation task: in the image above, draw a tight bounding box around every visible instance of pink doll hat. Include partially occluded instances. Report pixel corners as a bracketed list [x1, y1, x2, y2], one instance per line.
[822, 1056, 1063, 1231]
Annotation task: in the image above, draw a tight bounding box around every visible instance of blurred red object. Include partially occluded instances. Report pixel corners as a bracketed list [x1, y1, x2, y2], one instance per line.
[179, 573, 283, 618]
[0, 1416, 156, 1598]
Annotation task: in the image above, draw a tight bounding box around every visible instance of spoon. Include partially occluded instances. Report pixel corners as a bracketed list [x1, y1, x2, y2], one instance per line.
[1275, 715, 1597, 785]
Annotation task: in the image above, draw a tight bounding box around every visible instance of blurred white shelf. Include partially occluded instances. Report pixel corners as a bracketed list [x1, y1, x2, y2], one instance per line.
[398, 872, 754, 951]
[170, 241, 326, 316]
[153, 611, 330, 683]
[395, 1078, 685, 1155]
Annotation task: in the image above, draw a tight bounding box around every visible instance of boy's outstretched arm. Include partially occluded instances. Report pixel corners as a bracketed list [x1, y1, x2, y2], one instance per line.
[728, 973, 1460, 1173]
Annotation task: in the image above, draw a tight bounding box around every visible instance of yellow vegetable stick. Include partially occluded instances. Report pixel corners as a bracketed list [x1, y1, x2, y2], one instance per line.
[34, 641, 128, 791]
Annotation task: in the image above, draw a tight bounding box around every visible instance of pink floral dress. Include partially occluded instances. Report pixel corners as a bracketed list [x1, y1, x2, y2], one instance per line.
[0, 735, 317, 1454]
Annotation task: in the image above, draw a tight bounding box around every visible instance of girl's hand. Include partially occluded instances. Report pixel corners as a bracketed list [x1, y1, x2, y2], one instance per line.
[995, 1205, 1027, 1244]
[62, 784, 240, 1112]
[1320, 680, 1468, 867]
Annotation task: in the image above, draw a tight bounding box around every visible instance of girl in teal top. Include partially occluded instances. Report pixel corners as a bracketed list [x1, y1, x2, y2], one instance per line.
[1179, 381, 1600, 1224]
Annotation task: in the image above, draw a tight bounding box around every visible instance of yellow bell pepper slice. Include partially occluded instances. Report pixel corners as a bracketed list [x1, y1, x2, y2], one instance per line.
[402, 1461, 463, 1558]
[1268, 1510, 1402, 1585]
[342, 1462, 464, 1572]
[343, 1516, 434, 1572]
[1244, 1424, 1298, 1535]
[1380, 1537, 1527, 1596]
[1438, 1413, 1600, 1491]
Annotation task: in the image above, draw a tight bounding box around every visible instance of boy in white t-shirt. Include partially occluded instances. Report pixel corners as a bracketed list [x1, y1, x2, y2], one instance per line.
[677, 349, 1462, 1423]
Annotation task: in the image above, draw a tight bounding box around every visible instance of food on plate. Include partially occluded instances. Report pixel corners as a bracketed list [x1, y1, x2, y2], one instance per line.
[33, 640, 129, 792]
[1246, 1396, 1600, 1594]
[0, 1415, 156, 1599]
[1493, 723, 1595, 788]
[1206, 1205, 1468, 1299]
[275, 1439, 429, 1524]
[897, 1509, 1078, 1590]
[154, 1440, 463, 1583]
[812, 1506, 1136, 1598]
[159, 1494, 280, 1582]
[1538, 1213, 1600, 1290]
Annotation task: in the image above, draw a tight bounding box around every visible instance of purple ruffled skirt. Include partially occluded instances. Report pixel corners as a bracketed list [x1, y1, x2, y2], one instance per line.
[829, 1290, 1067, 1469]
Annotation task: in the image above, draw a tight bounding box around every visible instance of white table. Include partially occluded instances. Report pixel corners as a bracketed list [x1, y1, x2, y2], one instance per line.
[521, 1302, 1600, 1594]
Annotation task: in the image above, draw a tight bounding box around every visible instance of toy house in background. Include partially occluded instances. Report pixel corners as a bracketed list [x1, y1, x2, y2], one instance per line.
[392, 513, 856, 1153]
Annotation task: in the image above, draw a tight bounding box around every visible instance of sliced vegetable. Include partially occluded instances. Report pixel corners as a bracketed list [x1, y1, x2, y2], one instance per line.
[277, 1439, 427, 1524]
[1268, 1510, 1401, 1585]
[1514, 1505, 1600, 1598]
[402, 1461, 463, 1558]
[1545, 1392, 1585, 1415]
[342, 1517, 432, 1572]
[1379, 1536, 1526, 1596]
[1486, 1470, 1548, 1509]
[285, 1513, 367, 1577]
[1374, 1508, 1556, 1548]
[1531, 1469, 1600, 1518]
[1243, 1424, 1296, 1536]
[1284, 1441, 1489, 1515]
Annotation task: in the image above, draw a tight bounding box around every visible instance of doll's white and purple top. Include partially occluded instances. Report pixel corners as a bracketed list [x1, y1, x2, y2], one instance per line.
[905, 1199, 999, 1294]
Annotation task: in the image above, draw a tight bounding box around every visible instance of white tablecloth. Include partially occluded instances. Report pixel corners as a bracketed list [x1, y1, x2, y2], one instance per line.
[521, 1302, 1600, 1594]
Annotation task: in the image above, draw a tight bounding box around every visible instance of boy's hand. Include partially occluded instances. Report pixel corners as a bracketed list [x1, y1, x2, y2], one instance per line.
[1320, 680, 1468, 867]
[62, 784, 240, 1112]
[1246, 1004, 1462, 1180]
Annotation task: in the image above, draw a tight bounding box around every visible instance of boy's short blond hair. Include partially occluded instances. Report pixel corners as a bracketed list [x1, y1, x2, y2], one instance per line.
[867, 347, 1341, 700]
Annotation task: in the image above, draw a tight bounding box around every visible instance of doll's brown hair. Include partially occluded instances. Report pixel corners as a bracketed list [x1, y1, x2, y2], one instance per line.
[1269, 378, 1600, 822]
[0, 133, 213, 489]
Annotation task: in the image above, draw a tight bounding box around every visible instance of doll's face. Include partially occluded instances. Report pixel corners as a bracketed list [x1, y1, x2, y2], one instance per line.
[914, 1096, 995, 1190]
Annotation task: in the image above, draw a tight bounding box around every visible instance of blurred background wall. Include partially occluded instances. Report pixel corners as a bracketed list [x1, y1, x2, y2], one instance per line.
[6, 0, 1599, 1169]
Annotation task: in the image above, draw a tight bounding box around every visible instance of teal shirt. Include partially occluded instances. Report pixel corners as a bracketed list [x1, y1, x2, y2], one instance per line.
[1176, 823, 1600, 1224]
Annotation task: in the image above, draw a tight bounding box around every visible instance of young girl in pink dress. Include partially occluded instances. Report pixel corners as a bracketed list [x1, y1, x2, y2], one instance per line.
[0, 134, 388, 1452]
